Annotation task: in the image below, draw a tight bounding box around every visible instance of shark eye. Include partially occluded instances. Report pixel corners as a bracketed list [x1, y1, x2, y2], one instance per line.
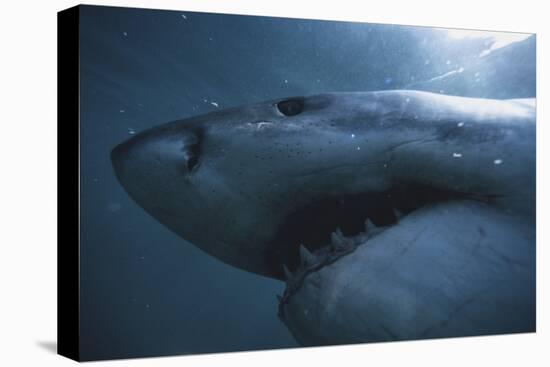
[277, 98, 304, 116]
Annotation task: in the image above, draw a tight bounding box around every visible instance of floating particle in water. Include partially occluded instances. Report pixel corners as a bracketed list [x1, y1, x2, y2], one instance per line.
[284, 79, 288, 84]
[181, 14, 187, 19]
[446, 60, 451, 65]
[439, 90, 445, 94]
[119, 109, 125, 113]
[317, 79, 321, 83]
[93, 178, 99, 183]
[494, 159, 503, 165]
[384, 77, 393, 85]
[457, 122, 464, 127]
[357, 146, 361, 151]
[351, 134, 355, 138]
[145, 304, 150, 309]
[107, 202, 122, 212]
[208, 37, 213, 41]
[458, 67, 465, 73]
[424, 59, 431, 65]
[139, 256, 145, 260]
[128, 128, 135, 135]
[210, 102, 219, 108]
[405, 98, 411, 103]
[122, 32, 127, 37]
[453, 153, 462, 158]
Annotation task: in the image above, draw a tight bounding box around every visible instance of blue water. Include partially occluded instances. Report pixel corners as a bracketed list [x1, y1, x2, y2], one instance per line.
[78, 5, 535, 360]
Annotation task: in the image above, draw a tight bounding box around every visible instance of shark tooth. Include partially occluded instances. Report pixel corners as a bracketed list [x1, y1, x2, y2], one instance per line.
[299, 244, 315, 266]
[331, 227, 347, 248]
[393, 208, 404, 220]
[282, 264, 293, 281]
[364, 218, 375, 233]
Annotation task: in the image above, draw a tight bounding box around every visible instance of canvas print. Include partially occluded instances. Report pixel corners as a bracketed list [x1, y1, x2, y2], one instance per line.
[58, 4, 535, 361]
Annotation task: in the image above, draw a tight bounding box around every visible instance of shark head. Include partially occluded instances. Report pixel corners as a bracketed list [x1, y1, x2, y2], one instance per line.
[111, 91, 535, 279]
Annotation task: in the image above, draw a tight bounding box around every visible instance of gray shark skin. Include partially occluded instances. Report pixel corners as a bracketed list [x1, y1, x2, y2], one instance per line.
[112, 90, 535, 345]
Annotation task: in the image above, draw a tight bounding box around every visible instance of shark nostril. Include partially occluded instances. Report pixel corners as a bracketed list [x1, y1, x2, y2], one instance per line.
[180, 128, 203, 174]
[185, 153, 200, 172]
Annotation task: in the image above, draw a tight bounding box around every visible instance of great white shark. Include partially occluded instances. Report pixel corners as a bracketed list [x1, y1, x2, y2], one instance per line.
[112, 90, 535, 344]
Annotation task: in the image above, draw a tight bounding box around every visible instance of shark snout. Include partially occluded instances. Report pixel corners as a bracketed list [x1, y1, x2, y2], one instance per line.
[111, 126, 203, 196]
[110, 137, 134, 177]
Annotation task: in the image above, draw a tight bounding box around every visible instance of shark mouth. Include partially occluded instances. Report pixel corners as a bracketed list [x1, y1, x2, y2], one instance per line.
[266, 184, 469, 281]
[270, 184, 479, 319]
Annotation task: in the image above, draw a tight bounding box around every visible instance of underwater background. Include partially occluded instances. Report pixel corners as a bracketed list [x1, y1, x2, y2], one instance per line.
[78, 5, 535, 360]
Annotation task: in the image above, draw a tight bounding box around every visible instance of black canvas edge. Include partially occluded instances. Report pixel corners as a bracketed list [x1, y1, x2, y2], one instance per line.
[57, 5, 81, 362]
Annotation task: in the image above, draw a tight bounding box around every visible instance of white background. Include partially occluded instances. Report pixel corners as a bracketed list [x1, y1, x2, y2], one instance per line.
[0, 0, 548, 365]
